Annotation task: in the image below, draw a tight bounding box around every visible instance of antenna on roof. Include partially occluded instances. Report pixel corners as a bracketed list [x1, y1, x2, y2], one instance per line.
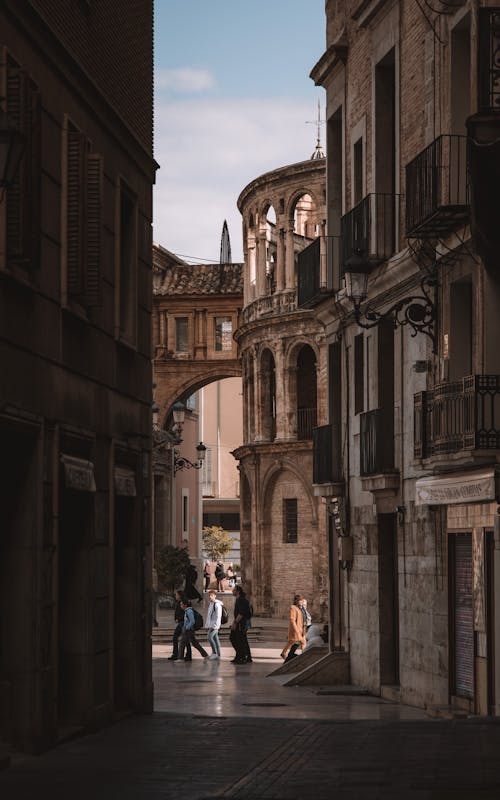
[220, 220, 232, 263]
[306, 100, 325, 160]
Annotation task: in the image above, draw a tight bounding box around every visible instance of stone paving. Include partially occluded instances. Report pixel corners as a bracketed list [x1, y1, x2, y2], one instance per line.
[1, 626, 500, 799]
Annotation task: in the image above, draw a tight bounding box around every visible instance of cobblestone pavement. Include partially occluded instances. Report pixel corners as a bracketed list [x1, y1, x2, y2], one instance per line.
[1, 641, 500, 799]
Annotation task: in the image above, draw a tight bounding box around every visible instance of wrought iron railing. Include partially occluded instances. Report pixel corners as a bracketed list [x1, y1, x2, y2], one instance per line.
[313, 424, 343, 484]
[478, 8, 500, 112]
[297, 235, 340, 308]
[414, 375, 500, 458]
[360, 408, 394, 476]
[340, 193, 397, 276]
[405, 134, 469, 237]
[297, 407, 317, 440]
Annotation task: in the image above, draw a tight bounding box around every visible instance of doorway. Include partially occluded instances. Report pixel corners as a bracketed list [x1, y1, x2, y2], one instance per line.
[114, 495, 138, 710]
[378, 513, 400, 686]
[450, 532, 474, 701]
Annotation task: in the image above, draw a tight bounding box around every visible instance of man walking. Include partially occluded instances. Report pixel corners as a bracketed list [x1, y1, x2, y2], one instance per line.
[178, 599, 209, 661]
[230, 586, 253, 664]
[168, 589, 191, 661]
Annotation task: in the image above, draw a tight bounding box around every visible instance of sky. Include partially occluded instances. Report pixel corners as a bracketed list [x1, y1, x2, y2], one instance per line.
[153, 0, 325, 263]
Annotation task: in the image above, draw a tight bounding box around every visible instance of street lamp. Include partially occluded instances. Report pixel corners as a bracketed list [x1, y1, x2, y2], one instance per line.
[343, 250, 437, 351]
[174, 441, 206, 474]
[0, 107, 24, 198]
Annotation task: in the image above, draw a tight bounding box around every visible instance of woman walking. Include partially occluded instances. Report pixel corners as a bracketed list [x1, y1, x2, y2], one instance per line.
[280, 594, 306, 660]
[205, 590, 223, 660]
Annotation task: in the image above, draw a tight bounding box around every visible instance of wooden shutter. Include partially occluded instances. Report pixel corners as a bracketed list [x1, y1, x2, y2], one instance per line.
[5, 57, 40, 266]
[66, 126, 85, 296]
[84, 154, 103, 306]
[453, 533, 474, 699]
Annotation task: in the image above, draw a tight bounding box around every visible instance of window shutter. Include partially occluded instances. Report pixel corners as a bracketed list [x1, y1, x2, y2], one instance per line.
[67, 127, 85, 296]
[202, 447, 213, 496]
[5, 59, 40, 266]
[85, 153, 103, 306]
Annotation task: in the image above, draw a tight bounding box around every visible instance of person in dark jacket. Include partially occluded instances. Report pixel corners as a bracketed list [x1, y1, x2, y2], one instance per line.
[184, 562, 203, 603]
[178, 600, 209, 660]
[168, 590, 191, 661]
[215, 562, 226, 592]
[230, 586, 253, 664]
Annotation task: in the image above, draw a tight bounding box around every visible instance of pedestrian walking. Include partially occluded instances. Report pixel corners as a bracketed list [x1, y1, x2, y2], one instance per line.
[215, 561, 226, 592]
[226, 564, 235, 588]
[285, 596, 312, 661]
[203, 561, 211, 592]
[205, 590, 223, 659]
[184, 561, 203, 603]
[178, 600, 209, 660]
[280, 594, 306, 660]
[230, 585, 253, 664]
[168, 590, 192, 661]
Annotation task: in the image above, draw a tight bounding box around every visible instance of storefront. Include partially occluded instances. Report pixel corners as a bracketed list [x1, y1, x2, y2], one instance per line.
[416, 469, 500, 715]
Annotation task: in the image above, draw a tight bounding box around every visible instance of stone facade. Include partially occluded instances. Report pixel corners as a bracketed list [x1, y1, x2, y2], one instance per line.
[310, 0, 500, 714]
[0, 1, 155, 752]
[233, 156, 329, 619]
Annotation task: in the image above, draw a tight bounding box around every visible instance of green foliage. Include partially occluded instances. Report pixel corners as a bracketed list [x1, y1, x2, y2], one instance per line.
[232, 563, 240, 573]
[202, 525, 234, 562]
[155, 545, 190, 593]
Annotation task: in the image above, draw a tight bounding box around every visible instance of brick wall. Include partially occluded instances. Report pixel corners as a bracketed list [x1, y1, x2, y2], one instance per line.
[27, 0, 153, 151]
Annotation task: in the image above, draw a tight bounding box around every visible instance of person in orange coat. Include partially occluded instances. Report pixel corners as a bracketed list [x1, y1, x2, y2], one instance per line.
[280, 594, 306, 660]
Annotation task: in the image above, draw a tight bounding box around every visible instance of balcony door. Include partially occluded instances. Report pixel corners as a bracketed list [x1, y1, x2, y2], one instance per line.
[378, 513, 399, 686]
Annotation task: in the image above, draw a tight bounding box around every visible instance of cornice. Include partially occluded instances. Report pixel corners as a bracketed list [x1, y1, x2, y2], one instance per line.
[309, 37, 348, 88]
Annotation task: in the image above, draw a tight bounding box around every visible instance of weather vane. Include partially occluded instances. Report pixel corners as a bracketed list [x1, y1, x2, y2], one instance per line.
[306, 100, 325, 159]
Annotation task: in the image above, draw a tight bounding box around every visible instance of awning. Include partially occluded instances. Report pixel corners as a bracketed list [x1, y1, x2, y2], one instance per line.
[415, 469, 500, 506]
[61, 454, 96, 492]
[114, 466, 137, 497]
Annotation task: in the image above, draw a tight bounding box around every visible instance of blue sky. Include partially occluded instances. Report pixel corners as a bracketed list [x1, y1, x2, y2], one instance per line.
[153, 0, 325, 262]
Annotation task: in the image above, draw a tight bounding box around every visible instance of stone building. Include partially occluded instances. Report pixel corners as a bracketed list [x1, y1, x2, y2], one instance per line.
[0, 1, 155, 752]
[233, 153, 329, 619]
[307, 0, 500, 714]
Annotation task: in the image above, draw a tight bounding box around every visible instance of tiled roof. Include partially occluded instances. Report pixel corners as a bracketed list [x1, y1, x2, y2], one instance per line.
[154, 260, 243, 296]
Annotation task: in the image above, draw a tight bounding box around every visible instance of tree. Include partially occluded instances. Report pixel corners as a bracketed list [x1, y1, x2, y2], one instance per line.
[202, 525, 234, 562]
[155, 545, 190, 594]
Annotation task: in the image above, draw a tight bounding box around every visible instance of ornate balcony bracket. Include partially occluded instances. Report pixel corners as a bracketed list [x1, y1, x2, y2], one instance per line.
[352, 275, 437, 352]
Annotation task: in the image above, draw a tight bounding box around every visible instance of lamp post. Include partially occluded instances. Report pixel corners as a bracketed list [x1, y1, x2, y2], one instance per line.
[343, 250, 437, 351]
[174, 441, 206, 474]
[0, 107, 24, 199]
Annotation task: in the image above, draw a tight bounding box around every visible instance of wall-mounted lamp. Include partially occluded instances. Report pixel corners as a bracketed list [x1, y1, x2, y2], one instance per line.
[174, 442, 206, 474]
[395, 505, 406, 526]
[343, 250, 437, 351]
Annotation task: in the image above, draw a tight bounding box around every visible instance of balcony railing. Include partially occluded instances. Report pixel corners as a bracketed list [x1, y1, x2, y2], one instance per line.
[405, 134, 469, 238]
[414, 375, 500, 458]
[313, 424, 343, 484]
[340, 193, 397, 277]
[360, 408, 394, 476]
[297, 235, 340, 308]
[297, 407, 317, 440]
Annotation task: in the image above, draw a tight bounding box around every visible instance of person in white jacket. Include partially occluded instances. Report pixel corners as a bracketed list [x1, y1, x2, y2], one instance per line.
[205, 590, 223, 659]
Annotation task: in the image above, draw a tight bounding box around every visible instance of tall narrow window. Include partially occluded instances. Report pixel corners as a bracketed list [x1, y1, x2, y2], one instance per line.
[375, 49, 396, 256]
[214, 316, 232, 351]
[202, 447, 214, 496]
[175, 317, 189, 352]
[283, 499, 298, 544]
[353, 137, 363, 205]
[3, 54, 40, 268]
[354, 333, 365, 415]
[182, 489, 189, 536]
[118, 182, 137, 343]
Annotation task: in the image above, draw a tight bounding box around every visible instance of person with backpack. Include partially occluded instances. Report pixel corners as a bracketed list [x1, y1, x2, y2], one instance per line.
[230, 585, 253, 664]
[168, 589, 192, 662]
[214, 561, 226, 592]
[178, 599, 209, 660]
[205, 590, 227, 660]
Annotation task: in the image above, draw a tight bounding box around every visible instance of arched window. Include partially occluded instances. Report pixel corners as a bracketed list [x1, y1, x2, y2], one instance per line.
[296, 345, 317, 439]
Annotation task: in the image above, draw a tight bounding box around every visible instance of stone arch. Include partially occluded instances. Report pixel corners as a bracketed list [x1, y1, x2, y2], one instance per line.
[285, 186, 322, 223]
[261, 458, 318, 526]
[286, 188, 322, 239]
[159, 367, 242, 430]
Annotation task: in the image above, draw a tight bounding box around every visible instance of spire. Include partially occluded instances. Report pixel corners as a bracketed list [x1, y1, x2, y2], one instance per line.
[220, 220, 232, 263]
[307, 100, 325, 160]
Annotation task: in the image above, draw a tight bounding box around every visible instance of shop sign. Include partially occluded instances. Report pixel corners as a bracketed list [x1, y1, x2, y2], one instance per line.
[415, 470, 499, 506]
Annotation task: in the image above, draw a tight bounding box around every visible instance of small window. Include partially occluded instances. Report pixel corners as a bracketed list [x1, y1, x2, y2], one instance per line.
[185, 394, 196, 411]
[283, 499, 298, 544]
[214, 316, 232, 351]
[175, 317, 189, 352]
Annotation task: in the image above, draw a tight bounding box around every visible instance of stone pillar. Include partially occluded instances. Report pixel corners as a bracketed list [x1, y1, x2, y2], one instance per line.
[276, 227, 285, 291]
[319, 221, 327, 288]
[285, 225, 295, 289]
[159, 309, 166, 348]
[274, 345, 286, 440]
[256, 232, 267, 298]
[252, 348, 263, 442]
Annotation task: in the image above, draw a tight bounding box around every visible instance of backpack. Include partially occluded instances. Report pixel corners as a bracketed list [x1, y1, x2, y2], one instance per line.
[192, 609, 204, 630]
[220, 604, 229, 625]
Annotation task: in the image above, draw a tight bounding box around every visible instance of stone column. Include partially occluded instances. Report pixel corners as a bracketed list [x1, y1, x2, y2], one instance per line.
[251, 348, 263, 442]
[256, 232, 267, 298]
[276, 227, 285, 291]
[274, 344, 286, 440]
[285, 225, 295, 289]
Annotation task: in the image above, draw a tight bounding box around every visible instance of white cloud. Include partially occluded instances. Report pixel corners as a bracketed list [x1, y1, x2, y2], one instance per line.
[155, 67, 216, 93]
[153, 94, 322, 262]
